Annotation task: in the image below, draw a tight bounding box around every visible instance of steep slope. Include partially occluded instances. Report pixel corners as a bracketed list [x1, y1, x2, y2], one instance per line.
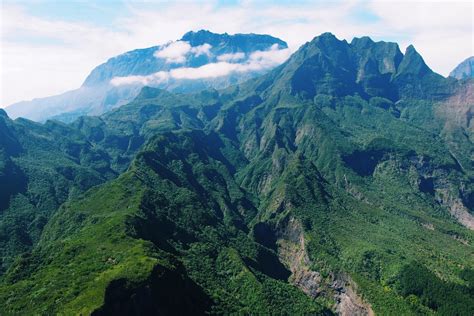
[1, 32, 474, 315]
[0, 88, 226, 275]
[0, 131, 328, 315]
[0, 111, 117, 274]
[450, 56, 474, 79]
[5, 30, 288, 122]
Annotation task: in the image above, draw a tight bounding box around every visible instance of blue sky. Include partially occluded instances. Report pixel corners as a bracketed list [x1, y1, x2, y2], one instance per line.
[1, 0, 473, 106]
[13, 0, 129, 27]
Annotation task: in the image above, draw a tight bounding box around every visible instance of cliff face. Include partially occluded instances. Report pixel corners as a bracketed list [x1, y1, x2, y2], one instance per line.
[277, 217, 374, 316]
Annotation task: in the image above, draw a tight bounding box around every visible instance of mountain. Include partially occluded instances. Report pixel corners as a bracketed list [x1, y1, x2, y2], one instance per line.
[450, 56, 474, 79]
[5, 30, 288, 123]
[1, 33, 474, 315]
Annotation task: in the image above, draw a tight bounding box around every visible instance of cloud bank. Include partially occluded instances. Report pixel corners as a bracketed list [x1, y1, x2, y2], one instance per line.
[217, 52, 245, 62]
[111, 43, 291, 86]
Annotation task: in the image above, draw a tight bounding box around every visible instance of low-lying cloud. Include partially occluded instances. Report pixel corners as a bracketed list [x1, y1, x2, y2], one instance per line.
[217, 52, 245, 62]
[109, 72, 170, 86]
[111, 44, 291, 86]
[154, 41, 212, 63]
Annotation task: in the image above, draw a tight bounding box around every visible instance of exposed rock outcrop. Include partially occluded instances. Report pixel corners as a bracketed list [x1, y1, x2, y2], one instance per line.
[276, 217, 374, 316]
[436, 189, 474, 230]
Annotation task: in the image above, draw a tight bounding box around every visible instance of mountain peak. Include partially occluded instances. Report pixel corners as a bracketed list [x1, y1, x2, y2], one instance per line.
[180, 29, 288, 51]
[350, 37, 403, 76]
[181, 29, 215, 37]
[310, 32, 346, 47]
[404, 44, 419, 58]
[315, 32, 338, 40]
[350, 36, 375, 49]
[180, 29, 223, 44]
[263, 34, 441, 101]
[397, 44, 432, 76]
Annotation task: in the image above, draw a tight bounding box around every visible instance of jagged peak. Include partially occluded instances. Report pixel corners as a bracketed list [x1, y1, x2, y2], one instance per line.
[397, 44, 432, 76]
[315, 32, 338, 39]
[297, 32, 349, 59]
[350, 36, 401, 53]
[350, 36, 375, 48]
[182, 29, 216, 37]
[405, 44, 418, 55]
[350, 37, 403, 76]
[309, 32, 346, 46]
[180, 29, 288, 49]
[180, 29, 222, 41]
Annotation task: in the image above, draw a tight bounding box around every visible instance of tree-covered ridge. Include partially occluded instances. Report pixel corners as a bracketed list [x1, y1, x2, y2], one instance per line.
[1, 32, 474, 315]
[0, 131, 329, 314]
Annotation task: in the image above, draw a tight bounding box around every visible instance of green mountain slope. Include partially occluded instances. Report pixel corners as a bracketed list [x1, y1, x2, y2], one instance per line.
[1, 131, 328, 314]
[1, 33, 474, 315]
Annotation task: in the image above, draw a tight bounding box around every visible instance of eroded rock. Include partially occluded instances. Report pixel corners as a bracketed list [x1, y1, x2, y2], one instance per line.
[276, 217, 374, 316]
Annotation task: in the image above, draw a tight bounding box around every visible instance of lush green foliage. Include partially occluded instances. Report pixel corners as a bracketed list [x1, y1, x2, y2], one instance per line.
[396, 263, 474, 315]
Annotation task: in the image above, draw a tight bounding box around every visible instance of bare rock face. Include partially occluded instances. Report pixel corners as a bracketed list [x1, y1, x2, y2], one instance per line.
[277, 217, 323, 298]
[407, 153, 474, 230]
[437, 81, 474, 132]
[436, 189, 474, 230]
[276, 217, 374, 315]
[332, 276, 375, 316]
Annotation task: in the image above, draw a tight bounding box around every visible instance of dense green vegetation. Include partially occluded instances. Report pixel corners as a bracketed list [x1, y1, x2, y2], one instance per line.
[0, 132, 329, 314]
[396, 263, 474, 315]
[1, 33, 473, 314]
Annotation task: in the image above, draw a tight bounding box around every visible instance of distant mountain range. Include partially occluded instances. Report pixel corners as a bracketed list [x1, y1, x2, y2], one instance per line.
[5, 30, 289, 122]
[1, 32, 473, 315]
[450, 56, 474, 79]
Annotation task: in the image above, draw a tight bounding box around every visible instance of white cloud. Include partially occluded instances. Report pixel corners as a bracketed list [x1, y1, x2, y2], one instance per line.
[248, 44, 290, 69]
[191, 43, 212, 57]
[367, 0, 473, 76]
[154, 41, 212, 63]
[217, 52, 246, 62]
[154, 41, 192, 63]
[110, 71, 170, 86]
[171, 62, 242, 80]
[111, 45, 291, 85]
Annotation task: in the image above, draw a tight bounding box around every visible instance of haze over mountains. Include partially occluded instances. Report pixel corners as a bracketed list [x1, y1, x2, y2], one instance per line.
[1, 31, 474, 315]
[5, 30, 289, 122]
[450, 56, 474, 80]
